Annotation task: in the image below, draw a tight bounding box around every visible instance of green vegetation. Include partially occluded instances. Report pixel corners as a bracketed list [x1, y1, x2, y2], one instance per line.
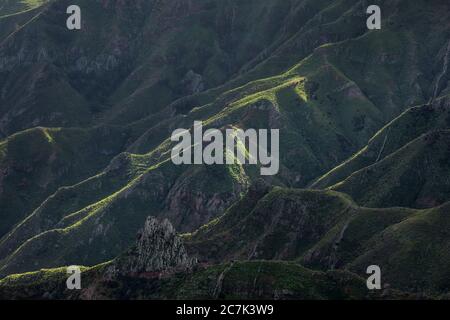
[174, 261, 372, 300]
[0, 0, 49, 18]
[330, 130, 450, 208]
[0, 0, 449, 299]
[0, 259, 400, 300]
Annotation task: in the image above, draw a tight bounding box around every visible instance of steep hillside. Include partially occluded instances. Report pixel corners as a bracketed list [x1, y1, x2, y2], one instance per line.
[184, 185, 449, 294]
[0, 63, 386, 276]
[0, 159, 248, 276]
[1, 0, 450, 277]
[0, 217, 412, 300]
[0, 260, 391, 300]
[0, 188, 448, 298]
[0, 0, 449, 300]
[2, 0, 376, 136]
[185, 183, 359, 263]
[0, 0, 389, 273]
[0, 125, 130, 237]
[312, 95, 450, 210]
[312, 95, 450, 188]
[344, 202, 450, 294]
[330, 130, 450, 209]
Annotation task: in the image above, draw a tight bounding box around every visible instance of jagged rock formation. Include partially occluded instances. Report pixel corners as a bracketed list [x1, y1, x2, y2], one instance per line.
[108, 216, 196, 277]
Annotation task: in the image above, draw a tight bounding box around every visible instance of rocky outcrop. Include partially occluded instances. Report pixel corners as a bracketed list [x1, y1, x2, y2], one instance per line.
[108, 216, 196, 277]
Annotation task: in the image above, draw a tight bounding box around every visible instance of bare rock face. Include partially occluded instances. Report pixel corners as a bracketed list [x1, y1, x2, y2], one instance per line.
[110, 217, 196, 276]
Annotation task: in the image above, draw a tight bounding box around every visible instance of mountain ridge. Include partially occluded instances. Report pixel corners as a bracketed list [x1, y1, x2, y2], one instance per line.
[0, 0, 449, 299]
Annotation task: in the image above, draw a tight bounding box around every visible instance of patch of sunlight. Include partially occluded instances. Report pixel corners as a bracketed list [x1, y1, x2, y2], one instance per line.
[43, 128, 54, 144]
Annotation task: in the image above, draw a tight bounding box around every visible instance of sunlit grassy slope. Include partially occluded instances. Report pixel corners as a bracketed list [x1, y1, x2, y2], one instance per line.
[0, 0, 49, 17]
